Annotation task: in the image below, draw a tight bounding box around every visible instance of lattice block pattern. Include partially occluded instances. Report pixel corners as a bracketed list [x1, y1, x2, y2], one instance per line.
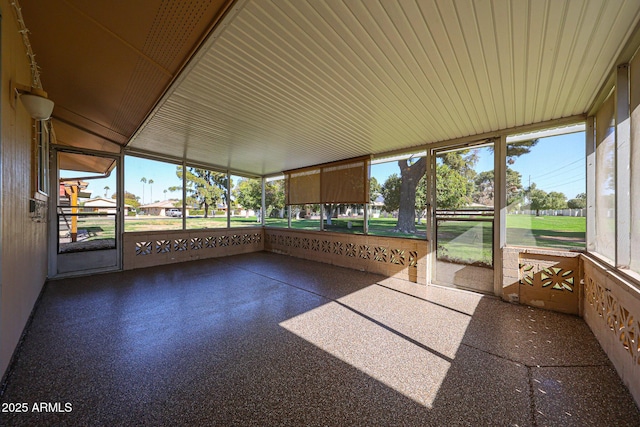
[174, 239, 188, 251]
[123, 228, 264, 270]
[582, 257, 640, 406]
[584, 265, 640, 366]
[264, 229, 425, 284]
[516, 252, 581, 315]
[190, 237, 203, 250]
[135, 241, 152, 256]
[205, 236, 216, 248]
[157, 240, 171, 254]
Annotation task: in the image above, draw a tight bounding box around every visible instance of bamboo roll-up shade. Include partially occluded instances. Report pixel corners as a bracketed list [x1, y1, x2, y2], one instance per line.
[284, 156, 370, 205]
[321, 159, 369, 203]
[286, 168, 321, 204]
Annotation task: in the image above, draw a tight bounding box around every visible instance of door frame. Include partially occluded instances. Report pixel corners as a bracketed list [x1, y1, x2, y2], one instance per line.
[427, 138, 500, 294]
[49, 145, 123, 277]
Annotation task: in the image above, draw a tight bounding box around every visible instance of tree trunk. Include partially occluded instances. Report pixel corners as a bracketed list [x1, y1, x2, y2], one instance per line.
[325, 204, 332, 225]
[204, 202, 209, 218]
[395, 158, 427, 233]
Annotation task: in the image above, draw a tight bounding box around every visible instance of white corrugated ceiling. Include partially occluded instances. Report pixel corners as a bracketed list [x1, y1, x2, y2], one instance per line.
[128, 0, 640, 176]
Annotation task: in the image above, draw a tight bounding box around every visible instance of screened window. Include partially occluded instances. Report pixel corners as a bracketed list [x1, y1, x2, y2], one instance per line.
[291, 204, 321, 231]
[368, 153, 426, 239]
[594, 95, 617, 262]
[231, 175, 261, 228]
[506, 131, 586, 250]
[264, 176, 288, 228]
[124, 156, 183, 231]
[630, 53, 640, 275]
[184, 167, 228, 230]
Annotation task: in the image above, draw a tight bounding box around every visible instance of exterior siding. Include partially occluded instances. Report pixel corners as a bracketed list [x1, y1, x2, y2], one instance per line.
[0, 0, 49, 378]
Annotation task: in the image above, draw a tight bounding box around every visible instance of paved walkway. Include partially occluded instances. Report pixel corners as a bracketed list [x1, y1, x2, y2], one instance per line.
[2, 252, 639, 426]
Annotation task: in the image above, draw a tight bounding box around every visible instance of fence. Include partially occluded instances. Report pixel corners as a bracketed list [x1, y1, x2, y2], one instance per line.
[510, 209, 585, 217]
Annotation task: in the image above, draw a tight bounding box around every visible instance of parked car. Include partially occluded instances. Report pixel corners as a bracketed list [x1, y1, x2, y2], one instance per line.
[166, 208, 182, 217]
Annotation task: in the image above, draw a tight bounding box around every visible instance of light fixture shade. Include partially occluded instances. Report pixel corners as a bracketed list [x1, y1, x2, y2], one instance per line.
[19, 93, 54, 120]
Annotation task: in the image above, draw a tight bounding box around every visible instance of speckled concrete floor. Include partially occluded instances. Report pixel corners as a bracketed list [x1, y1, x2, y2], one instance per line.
[1, 252, 639, 426]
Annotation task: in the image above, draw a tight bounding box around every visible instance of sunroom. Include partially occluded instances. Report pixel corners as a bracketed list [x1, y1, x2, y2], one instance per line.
[1, 0, 640, 424]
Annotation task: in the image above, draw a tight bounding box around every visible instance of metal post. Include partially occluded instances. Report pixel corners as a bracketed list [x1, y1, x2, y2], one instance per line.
[586, 116, 596, 252]
[493, 136, 507, 297]
[261, 177, 266, 226]
[182, 161, 187, 230]
[227, 172, 231, 229]
[615, 64, 631, 268]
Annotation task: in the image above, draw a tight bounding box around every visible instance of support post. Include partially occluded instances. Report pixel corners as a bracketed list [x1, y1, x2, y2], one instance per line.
[616, 64, 631, 268]
[493, 136, 507, 297]
[586, 116, 596, 252]
[70, 185, 78, 242]
[261, 178, 266, 226]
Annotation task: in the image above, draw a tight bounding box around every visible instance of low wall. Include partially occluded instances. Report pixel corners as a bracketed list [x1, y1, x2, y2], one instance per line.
[123, 227, 264, 270]
[582, 255, 640, 406]
[502, 247, 582, 315]
[264, 228, 427, 284]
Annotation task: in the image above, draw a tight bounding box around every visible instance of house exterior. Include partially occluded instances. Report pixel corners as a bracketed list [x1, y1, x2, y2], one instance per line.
[83, 197, 132, 215]
[139, 200, 188, 216]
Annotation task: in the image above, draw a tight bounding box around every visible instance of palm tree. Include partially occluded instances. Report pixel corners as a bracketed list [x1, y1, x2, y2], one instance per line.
[163, 189, 167, 200]
[140, 177, 147, 204]
[148, 179, 154, 202]
[103, 185, 110, 198]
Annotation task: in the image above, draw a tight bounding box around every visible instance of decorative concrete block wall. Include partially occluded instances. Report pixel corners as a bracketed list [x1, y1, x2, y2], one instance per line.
[582, 256, 640, 406]
[123, 227, 264, 270]
[502, 247, 582, 315]
[264, 229, 426, 284]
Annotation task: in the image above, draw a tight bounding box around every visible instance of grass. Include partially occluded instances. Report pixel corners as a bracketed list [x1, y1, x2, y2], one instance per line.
[436, 220, 493, 267]
[66, 214, 586, 267]
[507, 214, 585, 249]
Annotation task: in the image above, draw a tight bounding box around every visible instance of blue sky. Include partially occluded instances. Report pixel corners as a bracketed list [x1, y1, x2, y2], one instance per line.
[506, 132, 585, 199]
[65, 132, 585, 203]
[371, 131, 585, 200]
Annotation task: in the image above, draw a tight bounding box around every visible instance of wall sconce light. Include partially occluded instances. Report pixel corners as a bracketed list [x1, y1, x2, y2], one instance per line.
[11, 81, 55, 120]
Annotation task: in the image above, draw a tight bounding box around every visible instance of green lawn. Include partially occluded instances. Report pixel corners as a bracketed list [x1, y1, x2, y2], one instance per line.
[265, 217, 428, 238]
[507, 214, 585, 249]
[436, 220, 493, 267]
[68, 214, 586, 267]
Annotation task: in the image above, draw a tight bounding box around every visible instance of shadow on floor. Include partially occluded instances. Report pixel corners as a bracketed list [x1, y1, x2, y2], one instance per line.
[1, 252, 638, 426]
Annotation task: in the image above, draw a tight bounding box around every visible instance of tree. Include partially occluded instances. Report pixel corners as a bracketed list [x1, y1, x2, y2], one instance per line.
[415, 174, 428, 224]
[528, 184, 547, 216]
[103, 185, 110, 198]
[177, 166, 227, 217]
[113, 191, 140, 209]
[265, 180, 285, 217]
[439, 150, 478, 199]
[369, 176, 381, 203]
[473, 171, 494, 206]
[546, 191, 567, 210]
[396, 157, 427, 233]
[436, 164, 467, 209]
[472, 167, 524, 207]
[506, 168, 524, 207]
[148, 179, 154, 202]
[140, 177, 147, 204]
[567, 193, 586, 209]
[381, 174, 401, 213]
[506, 139, 539, 164]
[234, 179, 261, 216]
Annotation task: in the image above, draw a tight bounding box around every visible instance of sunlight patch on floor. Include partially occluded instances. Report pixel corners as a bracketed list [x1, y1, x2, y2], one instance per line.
[280, 284, 481, 407]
